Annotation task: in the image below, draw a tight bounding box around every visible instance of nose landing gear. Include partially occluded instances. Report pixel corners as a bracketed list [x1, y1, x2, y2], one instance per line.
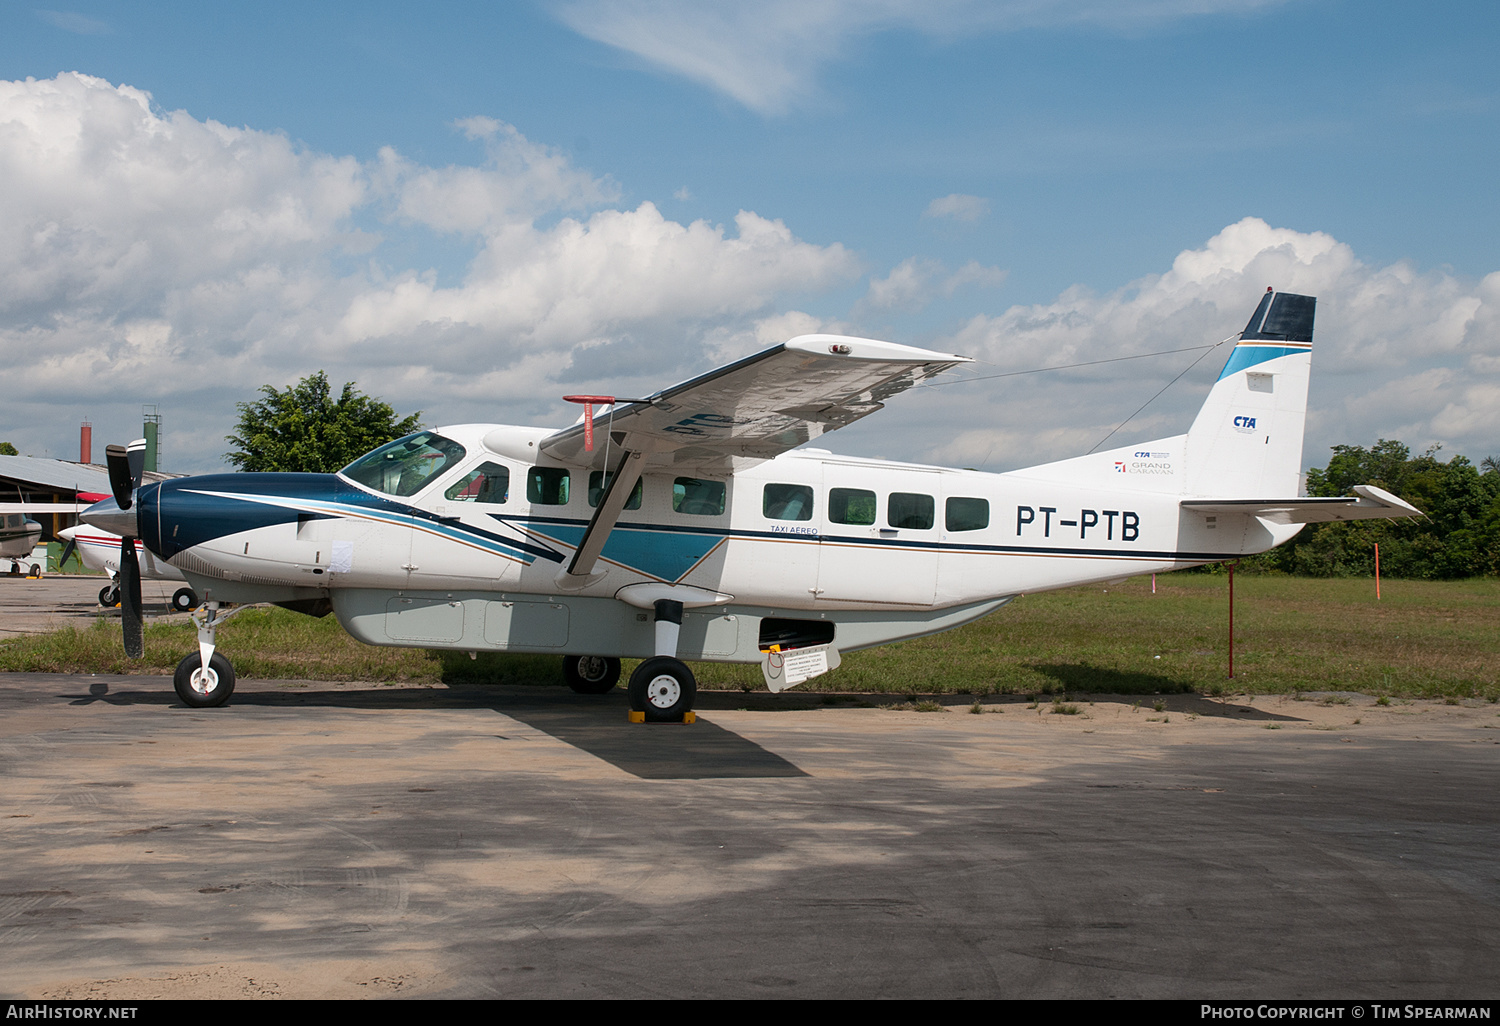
[171, 602, 250, 708]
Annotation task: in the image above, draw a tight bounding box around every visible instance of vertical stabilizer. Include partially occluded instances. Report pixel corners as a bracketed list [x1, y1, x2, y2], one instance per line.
[1182, 290, 1314, 498]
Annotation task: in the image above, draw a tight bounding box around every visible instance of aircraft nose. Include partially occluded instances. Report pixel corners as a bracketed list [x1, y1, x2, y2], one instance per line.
[80, 497, 139, 538]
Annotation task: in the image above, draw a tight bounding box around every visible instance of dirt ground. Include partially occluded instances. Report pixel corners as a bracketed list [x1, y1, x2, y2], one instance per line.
[3, 670, 1497, 1000]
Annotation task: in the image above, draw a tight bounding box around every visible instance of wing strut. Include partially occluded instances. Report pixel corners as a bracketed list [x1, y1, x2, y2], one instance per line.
[564, 448, 645, 580]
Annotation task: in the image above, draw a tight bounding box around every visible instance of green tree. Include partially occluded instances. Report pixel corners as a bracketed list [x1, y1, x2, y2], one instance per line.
[225, 372, 422, 473]
[1243, 439, 1500, 579]
[0, 442, 18, 456]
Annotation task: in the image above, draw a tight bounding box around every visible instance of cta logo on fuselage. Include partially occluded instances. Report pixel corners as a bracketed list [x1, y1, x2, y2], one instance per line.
[1119, 450, 1173, 475]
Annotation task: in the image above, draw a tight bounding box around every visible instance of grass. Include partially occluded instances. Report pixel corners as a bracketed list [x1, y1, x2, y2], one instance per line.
[1, 575, 1496, 699]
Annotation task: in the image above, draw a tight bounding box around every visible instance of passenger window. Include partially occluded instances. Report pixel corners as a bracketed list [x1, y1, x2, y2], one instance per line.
[945, 497, 989, 532]
[888, 492, 935, 530]
[445, 462, 510, 504]
[527, 467, 570, 505]
[763, 483, 813, 521]
[588, 471, 643, 510]
[673, 477, 726, 516]
[828, 487, 876, 526]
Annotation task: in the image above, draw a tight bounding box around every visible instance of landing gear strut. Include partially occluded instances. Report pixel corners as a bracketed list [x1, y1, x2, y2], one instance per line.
[626, 599, 697, 722]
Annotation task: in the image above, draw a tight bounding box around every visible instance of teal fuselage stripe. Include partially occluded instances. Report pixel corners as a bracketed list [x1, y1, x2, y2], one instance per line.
[525, 522, 725, 582]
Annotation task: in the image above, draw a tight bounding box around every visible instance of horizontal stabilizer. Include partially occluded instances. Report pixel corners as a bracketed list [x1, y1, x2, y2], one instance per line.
[1182, 485, 1421, 525]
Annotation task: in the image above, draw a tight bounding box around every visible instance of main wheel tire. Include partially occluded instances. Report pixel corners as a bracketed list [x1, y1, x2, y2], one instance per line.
[173, 651, 236, 708]
[563, 654, 621, 694]
[28, 563, 41, 577]
[171, 587, 199, 612]
[627, 656, 697, 722]
[99, 585, 120, 607]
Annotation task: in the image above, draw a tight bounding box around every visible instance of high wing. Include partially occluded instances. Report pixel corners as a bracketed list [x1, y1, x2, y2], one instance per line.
[541, 333, 968, 582]
[1182, 485, 1422, 524]
[540, 334, 970, 472]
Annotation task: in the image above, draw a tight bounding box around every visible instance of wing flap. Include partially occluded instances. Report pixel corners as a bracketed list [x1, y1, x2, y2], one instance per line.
[1182, 485, 1422, 524]
[540, 334, 968, 470]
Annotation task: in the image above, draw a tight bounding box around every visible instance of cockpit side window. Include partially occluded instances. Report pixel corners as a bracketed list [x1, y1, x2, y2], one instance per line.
[341, 431, 467, 498]
[445, 462, 510, 504]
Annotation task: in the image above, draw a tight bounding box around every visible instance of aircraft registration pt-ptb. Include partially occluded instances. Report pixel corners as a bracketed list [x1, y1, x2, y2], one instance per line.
[82, 289, 1419, 718]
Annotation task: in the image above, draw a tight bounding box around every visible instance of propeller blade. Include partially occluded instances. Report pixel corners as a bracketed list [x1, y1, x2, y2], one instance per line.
[126, 438, 147, 491]
[119, 538, 143, 659]
[58, 538, 77, 570]
[105, 445, 134, 510]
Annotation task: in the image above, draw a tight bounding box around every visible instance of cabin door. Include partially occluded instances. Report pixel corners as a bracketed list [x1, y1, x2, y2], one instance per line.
[816, 463, 938, 606]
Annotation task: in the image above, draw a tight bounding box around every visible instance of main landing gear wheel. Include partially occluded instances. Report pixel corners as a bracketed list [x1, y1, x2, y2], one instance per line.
[627, 656, 697, 722]
[171, 587, 199, 612]
[563, 654, 621, 694]
[99, 584, 121, 607]
[173, 651, 236, 708]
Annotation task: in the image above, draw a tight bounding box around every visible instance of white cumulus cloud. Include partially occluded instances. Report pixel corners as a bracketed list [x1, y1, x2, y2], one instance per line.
[0, 74, 858, 469]
[871, 217, 1500, 472]
[861, 256, 1006, 313]
[2, 75, 1492, 482]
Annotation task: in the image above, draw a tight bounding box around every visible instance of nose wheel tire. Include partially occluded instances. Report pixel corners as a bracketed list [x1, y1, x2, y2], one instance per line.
[173, 651, 236, 708]
[171, 587, 199, 612]
[563, 654, 621, 694]
[99, 585, 120, 607]
[627, 656, 697, 722]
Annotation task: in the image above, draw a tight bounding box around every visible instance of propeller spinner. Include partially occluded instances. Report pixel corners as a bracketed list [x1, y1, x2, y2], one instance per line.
[83, 439, 149, 658]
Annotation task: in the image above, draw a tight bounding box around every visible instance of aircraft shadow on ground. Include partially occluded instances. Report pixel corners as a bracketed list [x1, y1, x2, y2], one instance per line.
[1026, 662, 1193, 695]
[57, 679, 808, 781]
[1023, 663, 1308, 721]
[58, 673, 1309, 726]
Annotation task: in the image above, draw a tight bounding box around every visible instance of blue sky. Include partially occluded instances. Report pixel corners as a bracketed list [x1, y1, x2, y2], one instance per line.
[2, 1, 1497, 473]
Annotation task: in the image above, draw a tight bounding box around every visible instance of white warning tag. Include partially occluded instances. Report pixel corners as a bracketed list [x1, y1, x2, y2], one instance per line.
[761, 644, 838, 693]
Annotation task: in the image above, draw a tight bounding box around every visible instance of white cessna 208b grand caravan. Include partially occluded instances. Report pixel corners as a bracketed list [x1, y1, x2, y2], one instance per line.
[82, 289, 1418, 718]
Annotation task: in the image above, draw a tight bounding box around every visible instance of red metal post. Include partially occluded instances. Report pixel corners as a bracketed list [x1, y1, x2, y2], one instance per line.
[1228, 562, 1235, 679]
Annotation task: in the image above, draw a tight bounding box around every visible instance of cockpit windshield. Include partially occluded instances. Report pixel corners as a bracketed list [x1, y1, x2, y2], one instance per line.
[340, 431, 467, 498]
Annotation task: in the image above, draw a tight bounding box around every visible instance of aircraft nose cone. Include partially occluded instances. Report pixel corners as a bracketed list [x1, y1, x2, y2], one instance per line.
[80, 498, 139, 538]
